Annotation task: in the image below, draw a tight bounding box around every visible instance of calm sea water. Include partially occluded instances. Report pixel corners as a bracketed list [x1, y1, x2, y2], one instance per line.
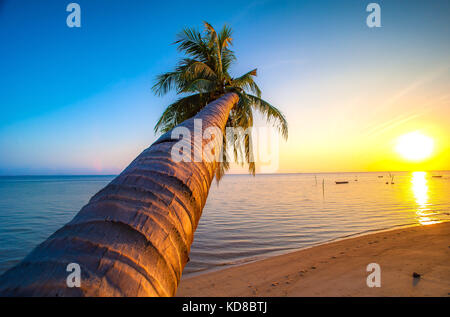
[0, 172, 449, 276]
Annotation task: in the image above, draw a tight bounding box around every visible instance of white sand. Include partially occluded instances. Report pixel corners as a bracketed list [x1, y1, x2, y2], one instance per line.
[177, 222, 450, 296]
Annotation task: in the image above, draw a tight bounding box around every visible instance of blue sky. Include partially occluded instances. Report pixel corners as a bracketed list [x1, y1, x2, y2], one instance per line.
[0, 0, 449, 174]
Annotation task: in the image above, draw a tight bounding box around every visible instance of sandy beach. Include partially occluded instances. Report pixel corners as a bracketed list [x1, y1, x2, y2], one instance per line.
[177, 222, 450, 297]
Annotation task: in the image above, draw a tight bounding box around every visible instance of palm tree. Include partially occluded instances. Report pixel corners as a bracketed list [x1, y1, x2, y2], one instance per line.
[0, 93, 239, 297]
[0, 23, 288, 297]
[153, 22, 288, 180]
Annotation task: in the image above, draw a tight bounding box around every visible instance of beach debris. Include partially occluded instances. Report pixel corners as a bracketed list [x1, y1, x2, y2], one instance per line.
[271, 282, 279, 286]
[311, 266, 316, 269]
[412, 272, 421, 278]
[335, 181, 349, 184]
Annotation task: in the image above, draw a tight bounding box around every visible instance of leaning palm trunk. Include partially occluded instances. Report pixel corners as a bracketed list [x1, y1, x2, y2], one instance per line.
[0, 93, 239, 297]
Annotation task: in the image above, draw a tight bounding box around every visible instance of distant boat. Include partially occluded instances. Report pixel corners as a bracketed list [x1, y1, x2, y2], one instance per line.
[432, 175, 442, 178]
[335, 181, 349, 184]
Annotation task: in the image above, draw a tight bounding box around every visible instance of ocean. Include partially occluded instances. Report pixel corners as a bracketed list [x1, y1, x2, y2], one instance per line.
[0, 171, 449, 276]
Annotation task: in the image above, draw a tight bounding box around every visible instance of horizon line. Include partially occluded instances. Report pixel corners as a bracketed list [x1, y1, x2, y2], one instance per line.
[0, 170, 449, 177]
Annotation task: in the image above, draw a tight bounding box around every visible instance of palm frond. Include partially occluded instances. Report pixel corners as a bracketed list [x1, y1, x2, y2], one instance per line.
[247, 94, 288, 139]
[214, 139, 230, 183]
[154, 93, 208, 133]
[182, 78, 216, 93]
[244, 133, 256, 175]
[221, 49, 236, 73]
[203, 21, 223, 77]
[152, 71, 180, 96]
[218, 25, 233, 51]
[175, 27, 211, 62]
[231, 69, 261, 97]
[176, 58, 217, 81]
[203, 21, 218, 43]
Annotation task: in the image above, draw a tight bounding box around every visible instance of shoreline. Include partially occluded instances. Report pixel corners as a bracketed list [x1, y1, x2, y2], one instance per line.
[177, 222, 450, 297]
[182, 222, 432, 279]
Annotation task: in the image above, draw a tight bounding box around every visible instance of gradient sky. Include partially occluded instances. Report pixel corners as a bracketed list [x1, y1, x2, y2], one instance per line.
[0, 0, 449, 175]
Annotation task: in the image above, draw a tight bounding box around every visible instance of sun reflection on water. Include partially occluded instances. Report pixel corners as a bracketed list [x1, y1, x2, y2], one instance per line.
[411, 171, 440, 225]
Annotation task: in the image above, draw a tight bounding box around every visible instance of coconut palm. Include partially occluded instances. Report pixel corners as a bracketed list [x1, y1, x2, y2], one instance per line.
[0, 23, 288, 297]
[153, 22, 288, 180]
[0, 93, 239, 297]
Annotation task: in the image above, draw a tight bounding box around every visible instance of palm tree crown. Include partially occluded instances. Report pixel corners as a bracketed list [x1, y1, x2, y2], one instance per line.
[153, 22, 288, 180]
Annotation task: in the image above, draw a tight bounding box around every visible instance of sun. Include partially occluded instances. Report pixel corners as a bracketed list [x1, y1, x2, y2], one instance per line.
[395, 132, 434, 161]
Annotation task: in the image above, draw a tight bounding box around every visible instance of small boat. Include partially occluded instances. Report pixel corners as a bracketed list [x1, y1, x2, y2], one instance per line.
[335, 181, 349, 184]
[432, 175, 442, 178]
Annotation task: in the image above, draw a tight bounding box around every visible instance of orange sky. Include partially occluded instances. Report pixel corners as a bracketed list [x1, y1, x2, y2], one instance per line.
[241, 65, 450, 174]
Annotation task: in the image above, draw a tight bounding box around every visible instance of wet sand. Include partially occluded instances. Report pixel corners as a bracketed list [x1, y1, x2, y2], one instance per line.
[177, 222, 450, 297]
